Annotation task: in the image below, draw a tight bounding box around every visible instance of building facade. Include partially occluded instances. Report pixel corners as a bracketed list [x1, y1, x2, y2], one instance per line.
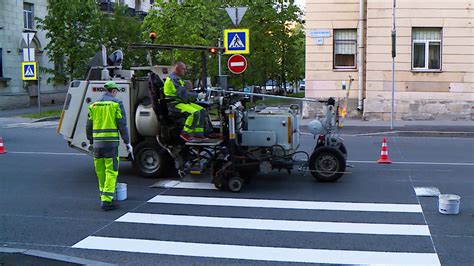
[0, 0, 155, 110]
[0, 0, 68, 109]
[304, 0, 473, 120]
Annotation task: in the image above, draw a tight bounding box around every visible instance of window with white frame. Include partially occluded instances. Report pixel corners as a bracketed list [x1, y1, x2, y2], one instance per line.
[333, 29, 357, 69]
[412, 28, 442, 71]
[23, 2, 34, 29]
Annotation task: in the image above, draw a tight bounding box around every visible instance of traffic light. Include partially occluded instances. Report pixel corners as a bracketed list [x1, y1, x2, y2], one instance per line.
[149, 32, 157, 43]
[209, 47, 217, 55]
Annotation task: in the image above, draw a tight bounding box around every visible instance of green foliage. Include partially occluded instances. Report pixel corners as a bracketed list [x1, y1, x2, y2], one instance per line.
[36, 0, 102, 82]
[36, 0, 144, 83]
[142, 0, 305, 91]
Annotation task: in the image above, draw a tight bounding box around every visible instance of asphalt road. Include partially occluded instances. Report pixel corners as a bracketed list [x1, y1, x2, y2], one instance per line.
[0, 120, 473, 265]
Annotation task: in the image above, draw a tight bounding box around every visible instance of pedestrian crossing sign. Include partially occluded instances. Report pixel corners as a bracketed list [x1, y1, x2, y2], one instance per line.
[22, 62, 37, 81]
[224, 29, 249, 54]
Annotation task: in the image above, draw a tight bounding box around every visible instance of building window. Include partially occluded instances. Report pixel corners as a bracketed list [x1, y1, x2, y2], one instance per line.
[412, 28, 442, 71]
[23, 2, 34, 29]
[0, 48, 3, 77]
[333, 29, 357, 69]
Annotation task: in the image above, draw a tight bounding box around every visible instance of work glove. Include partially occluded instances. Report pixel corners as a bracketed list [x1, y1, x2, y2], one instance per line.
[197, 92, 206, 100]
[126, 143, 134, 160]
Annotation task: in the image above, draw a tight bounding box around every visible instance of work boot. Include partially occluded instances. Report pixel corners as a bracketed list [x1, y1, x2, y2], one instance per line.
[101, 201, 119, 211]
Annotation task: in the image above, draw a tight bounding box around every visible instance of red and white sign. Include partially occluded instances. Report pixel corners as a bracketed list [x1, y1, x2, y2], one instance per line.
[227, 54, 247, 74]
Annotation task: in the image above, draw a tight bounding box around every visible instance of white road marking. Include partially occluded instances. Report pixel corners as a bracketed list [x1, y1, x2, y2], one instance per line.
[8, 151, 87, 156]
[73, 236, 440, 265]
[148, 195, 423, 213]
[2, 121, 59, 129]
[348, 160, 474, 166]
[151, 180, 216, 190]
[117, 213, 431, 236]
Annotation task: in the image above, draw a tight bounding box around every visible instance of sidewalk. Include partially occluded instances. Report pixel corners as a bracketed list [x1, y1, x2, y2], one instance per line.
[301, 118, 474, 136]
[0, 104, 63, 118]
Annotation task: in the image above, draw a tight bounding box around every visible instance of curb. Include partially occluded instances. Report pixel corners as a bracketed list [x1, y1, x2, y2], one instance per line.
[33, 116, 60, 122]
[0, 247, 114, 266]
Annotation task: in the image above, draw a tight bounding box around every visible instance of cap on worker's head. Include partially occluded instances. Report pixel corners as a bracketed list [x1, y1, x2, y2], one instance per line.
[104, 81, 118, 91]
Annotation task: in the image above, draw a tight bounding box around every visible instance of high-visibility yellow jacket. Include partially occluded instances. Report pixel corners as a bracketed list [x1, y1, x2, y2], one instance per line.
[164, 72, 198, 102]
[86, 92, 129, 149]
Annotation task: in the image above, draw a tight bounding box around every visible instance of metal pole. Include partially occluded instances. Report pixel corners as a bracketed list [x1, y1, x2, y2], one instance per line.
[37, 76, 41, 115]
[391, 0, 396, 129]
[218, 37, 222, 76]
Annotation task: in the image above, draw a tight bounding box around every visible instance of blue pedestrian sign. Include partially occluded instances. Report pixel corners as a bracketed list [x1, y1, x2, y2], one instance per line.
[224, 29, 249, 54]
[22, 62, 37, 81]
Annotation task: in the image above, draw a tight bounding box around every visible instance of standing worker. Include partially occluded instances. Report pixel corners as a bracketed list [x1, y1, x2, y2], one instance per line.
[164, 61, 207, 142]
[86, 81, 132, 211]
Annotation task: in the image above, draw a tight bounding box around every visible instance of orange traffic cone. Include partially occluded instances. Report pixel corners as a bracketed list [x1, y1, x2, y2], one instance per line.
[377, 137, 391, 164]
[0, 137, 6, 154]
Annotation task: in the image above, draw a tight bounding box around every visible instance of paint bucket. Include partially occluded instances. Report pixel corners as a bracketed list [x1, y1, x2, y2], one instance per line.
[438, 194, 460, 215]
[115, 183, 127, 201]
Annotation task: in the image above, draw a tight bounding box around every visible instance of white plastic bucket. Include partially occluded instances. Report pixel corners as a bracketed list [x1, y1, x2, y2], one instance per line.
[438, 194, 460, 215]
[115, 183, 127, 201]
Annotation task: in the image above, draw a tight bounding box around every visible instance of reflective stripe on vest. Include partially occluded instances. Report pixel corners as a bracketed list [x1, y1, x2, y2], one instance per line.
[88, 101, 121, 143]
[164, 77, 185, 98]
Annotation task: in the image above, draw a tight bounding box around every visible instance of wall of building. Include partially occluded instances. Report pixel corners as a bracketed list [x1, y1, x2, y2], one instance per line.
[364, 0, 473, 120]
[0, 0, 67, 110]
[305, 0, 474, 120]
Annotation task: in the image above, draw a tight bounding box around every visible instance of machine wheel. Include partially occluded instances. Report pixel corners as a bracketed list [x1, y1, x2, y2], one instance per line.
[227, 176, 244, 192]
[338, 143, 348, 159]
[309, 146, 346, 183]
[132, 140, 170, 178]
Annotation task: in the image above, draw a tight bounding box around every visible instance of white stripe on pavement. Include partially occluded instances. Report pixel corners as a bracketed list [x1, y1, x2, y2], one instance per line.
[8, 151, 87, 156]
[148, 195, 423, 213]
[117, 213, 431, 236]
[73, 236, 440, 265]
[153, 180, 217, 190]
[348, 160, 474, 166]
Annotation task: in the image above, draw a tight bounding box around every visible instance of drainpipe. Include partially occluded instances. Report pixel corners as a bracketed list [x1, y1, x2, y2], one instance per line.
[357, 0, 366, 111]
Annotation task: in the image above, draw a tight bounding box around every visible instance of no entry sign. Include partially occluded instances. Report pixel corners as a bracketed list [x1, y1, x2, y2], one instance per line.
[227, 54, 247, 74]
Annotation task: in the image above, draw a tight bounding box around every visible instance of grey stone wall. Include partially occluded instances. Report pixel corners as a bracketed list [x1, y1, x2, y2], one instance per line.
[303, 98, 474, 121]
[303, 98, 362, 119]
[363, 99, 474, 121]
[0, 94, 30, 110]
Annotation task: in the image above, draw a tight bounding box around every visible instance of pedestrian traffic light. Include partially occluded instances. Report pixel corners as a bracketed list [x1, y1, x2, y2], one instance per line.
[209, 47, 217, 55]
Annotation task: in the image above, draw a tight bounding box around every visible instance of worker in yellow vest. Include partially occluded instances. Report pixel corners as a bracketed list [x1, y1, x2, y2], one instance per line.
[164, 61, 207, 142]
[86, 81, 131, 211]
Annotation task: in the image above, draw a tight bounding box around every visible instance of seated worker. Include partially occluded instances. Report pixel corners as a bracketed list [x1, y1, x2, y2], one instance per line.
[164, 61, 207, 142]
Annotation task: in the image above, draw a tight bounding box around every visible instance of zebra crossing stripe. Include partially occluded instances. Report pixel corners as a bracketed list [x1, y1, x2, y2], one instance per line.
[73, 236, 440, 265]
[152, 180, 217, 190]
[148, 195, 423, 213]
[116, 213, 431, 236]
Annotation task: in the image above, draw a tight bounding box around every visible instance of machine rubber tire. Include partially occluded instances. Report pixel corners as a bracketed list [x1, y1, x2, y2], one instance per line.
[227, 176, 244, 192]
[309, 146, 346, 183]
[132, 140, 170, 178]
[338, 143, 348, 159]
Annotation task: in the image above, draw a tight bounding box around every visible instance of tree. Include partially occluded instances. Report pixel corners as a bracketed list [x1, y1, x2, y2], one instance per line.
[37, 1, 144, 83]
[36, 0, 102, 83]
[142, 0, 305, 91]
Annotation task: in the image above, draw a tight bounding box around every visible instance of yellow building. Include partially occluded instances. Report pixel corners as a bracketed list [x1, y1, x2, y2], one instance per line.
[304, 0, 473, 120]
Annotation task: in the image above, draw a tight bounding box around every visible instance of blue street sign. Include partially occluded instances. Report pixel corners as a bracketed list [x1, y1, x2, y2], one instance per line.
[22, 62, 37, 81]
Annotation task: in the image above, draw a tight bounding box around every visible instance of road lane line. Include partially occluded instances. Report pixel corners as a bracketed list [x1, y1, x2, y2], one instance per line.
[348, 160, 474, 166]
[117, 213, 431, 236]
[148, 195, 423, 213]
[8, 151, 87, 156]
[72, 236, 440, 265]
